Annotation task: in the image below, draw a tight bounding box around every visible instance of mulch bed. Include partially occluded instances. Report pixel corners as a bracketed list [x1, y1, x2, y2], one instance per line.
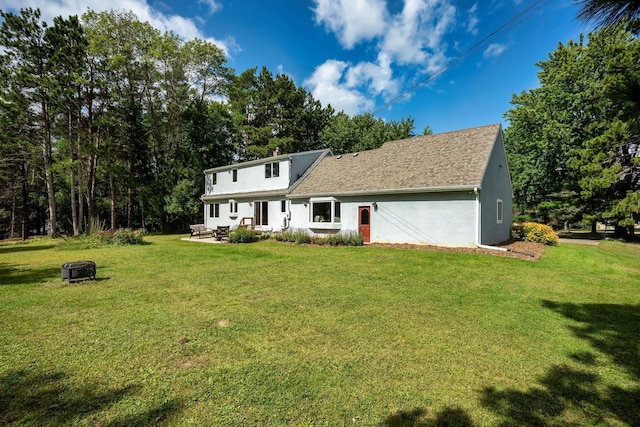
[369, 240, 547, 261]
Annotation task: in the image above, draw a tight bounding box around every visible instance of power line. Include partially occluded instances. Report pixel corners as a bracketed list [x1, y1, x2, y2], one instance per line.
[370, 0, 556, 116]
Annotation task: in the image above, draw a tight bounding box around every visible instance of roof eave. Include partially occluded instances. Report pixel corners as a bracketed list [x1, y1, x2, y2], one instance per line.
[288, 184, 481, 199]
[203, 149, 329, 174]
[201, 189, 288, 202]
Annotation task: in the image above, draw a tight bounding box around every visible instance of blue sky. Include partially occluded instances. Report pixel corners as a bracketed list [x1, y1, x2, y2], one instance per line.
[0, 0, 590, 134]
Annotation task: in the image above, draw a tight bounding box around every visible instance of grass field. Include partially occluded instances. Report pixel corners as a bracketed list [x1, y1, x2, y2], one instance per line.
[1, 235, 639, 426]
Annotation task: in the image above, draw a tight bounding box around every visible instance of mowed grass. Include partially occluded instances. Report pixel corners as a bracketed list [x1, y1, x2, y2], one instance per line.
[0, 235, 639, 426]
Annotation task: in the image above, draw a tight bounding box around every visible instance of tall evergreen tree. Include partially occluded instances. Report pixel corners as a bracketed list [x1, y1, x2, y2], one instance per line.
[505, 27, 639, 233]
[0, 8, 60, 236]
[229, 66, 333, 159]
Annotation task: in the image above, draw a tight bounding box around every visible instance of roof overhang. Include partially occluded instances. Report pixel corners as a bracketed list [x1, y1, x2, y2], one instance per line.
[203, 149, 329, 174]
[288, 185, 481, 199]
[201, 188, 288, 202]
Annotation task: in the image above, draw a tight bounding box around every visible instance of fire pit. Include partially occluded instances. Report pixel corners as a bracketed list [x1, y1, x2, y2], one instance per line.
[61, 261, 96, 282]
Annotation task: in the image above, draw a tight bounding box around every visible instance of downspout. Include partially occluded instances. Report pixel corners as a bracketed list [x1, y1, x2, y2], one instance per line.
[474, 187, 507, 252]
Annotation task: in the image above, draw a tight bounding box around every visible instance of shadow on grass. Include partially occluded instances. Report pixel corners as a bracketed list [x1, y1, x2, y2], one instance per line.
[479, 301, 640, 426]
[381, 406, 474, 426]
[0, 369, 184, 425]
[0, 243, 56, 254]
[0, 263, 61, 285]
[541, 301, 640, 379]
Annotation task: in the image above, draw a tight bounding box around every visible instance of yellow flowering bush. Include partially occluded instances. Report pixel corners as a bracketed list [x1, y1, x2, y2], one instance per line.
[519, 222, 559, 246]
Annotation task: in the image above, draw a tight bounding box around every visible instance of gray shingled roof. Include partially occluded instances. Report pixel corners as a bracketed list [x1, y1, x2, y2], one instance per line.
[289, 124, 502, 197]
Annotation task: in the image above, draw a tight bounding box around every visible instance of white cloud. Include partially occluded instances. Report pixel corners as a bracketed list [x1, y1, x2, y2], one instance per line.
[345, 53, 399, 97]
[312, 0, 388, 49]
[467, 3, 479, 35]
[304, 60, 377, 115]
[0, 0, 237, 55]
[483, 43, 506, 58]
[197, 0, 222, 15]
[309, 0, 460, 114]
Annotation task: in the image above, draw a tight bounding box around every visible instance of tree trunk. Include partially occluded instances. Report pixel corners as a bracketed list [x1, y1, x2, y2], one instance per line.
[110, 171, 116, 230]
[10, 189, 16, 239]
[42, 101, 57, 237]
[70, 167, 79, 236]
[86, 129, 97, 225]
[76, 100, 84, 234]
[127, 188, 133, 229]
[613, 223, 629, 239]
[591, 220, 597, 234]
[21, 163, 29, 240]
[69, 109, 80, 236]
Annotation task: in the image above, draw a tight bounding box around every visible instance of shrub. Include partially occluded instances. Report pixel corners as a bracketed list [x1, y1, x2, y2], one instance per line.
[518, 222, 559, 246]
[57, 228, 147, 249]
[112, 228, 146, 245]
[275, 229, 363, 246]
[277, 228, 310, 244]
[229, 227, 259, 243]
[325, 231, 364, 246]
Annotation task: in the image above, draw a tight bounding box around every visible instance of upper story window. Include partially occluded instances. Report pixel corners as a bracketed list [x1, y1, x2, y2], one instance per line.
[232, 169, 238, 182]
[265, 162, 280, 178]
[212, 173, 217, 185]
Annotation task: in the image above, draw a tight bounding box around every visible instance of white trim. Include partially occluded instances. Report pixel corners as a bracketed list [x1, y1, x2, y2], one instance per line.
[474, 187, 506, 252]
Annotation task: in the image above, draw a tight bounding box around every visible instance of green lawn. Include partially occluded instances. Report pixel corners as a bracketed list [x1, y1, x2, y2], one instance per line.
[1, 235, 639, 426]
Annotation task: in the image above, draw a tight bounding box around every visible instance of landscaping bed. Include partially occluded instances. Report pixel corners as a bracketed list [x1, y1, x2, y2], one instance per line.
[370, 240, 546, 261]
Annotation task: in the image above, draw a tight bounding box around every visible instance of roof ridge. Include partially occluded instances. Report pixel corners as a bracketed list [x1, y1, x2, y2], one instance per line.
[379, 123, 501, 150]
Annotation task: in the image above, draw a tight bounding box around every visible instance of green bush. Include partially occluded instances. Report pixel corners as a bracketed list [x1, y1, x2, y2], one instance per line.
[58, 228, 147, 249]
[229, 227, 259, 243]
[280, 229, 363, 246]
[324, 231, 364, 246]
[112, 228, 146, 245]
[276, 228, 311, 244]
[517, 222, 559, 246]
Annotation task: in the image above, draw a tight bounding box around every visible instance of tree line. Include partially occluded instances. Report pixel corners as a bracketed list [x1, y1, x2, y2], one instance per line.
[0, 8, 423, 239]
[504, 24, 639, 236]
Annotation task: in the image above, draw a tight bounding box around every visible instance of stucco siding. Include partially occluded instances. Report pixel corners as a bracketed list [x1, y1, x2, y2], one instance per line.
[204, 198, 289, 231]
[290, 192, 477, 246]
[479, 133, 513, 245]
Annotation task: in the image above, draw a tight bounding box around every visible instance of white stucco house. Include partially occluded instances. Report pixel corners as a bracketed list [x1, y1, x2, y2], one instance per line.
[201, 123, 513, 247]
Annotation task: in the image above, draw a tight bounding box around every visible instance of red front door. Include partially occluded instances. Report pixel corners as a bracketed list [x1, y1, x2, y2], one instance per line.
[358, 206, 371, 243]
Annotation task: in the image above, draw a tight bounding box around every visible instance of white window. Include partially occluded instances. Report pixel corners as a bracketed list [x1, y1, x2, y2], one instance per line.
[210, 203, 219, 218]
[281, 200, 287, 213]
[265, 162, 280, 178]
[310, 199, 341, 224]
[229, 200, 238, 216]
[497, 199, 503, 224]
[232, 169, 237, 182]
[212, 173, 217, 185]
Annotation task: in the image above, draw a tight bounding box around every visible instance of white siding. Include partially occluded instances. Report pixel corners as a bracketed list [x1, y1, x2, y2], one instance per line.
[205, 160, 290, 197]
[290, 192, 477, 246]
[205, 199, 290, 232]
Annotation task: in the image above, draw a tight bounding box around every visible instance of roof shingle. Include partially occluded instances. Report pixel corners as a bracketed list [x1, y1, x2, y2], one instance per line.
[289, 123, 502, 197]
